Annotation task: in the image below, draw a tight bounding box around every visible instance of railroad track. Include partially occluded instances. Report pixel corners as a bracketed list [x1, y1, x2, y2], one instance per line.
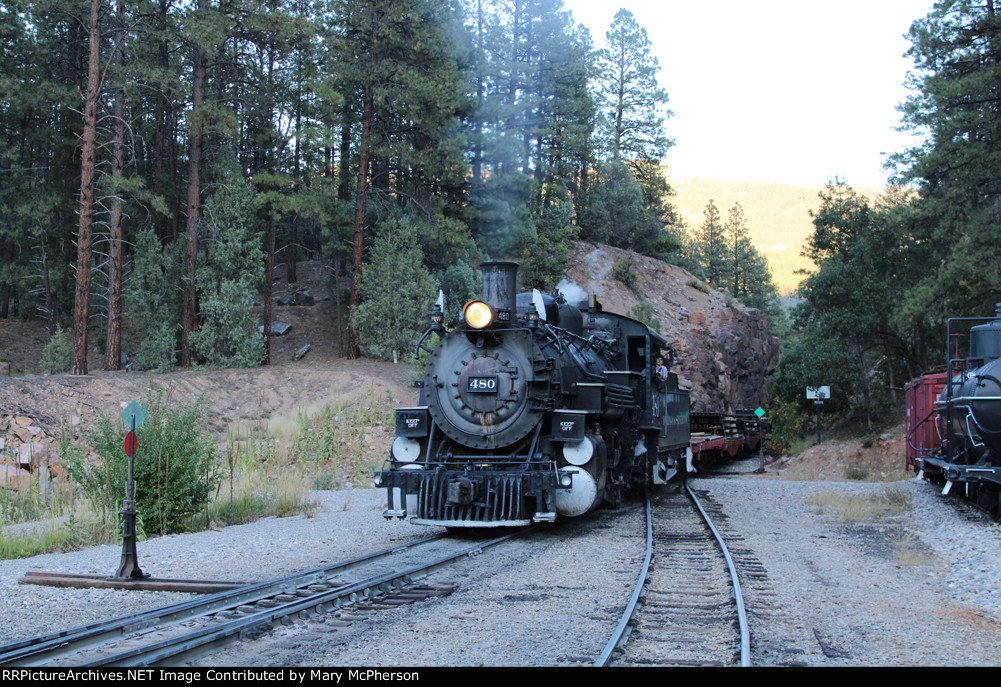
[0, 530, 523, 667]
[596, 483, 750, 667]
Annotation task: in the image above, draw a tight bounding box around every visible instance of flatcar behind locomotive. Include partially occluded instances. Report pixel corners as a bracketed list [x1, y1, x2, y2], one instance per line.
[375, 262, 691, 527]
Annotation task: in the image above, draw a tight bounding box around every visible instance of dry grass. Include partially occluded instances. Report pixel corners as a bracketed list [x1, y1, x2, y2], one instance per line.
[226, 419, 253, 442]
[805, 485, 913, 522]
[775, 424, 913, 483]
[893, 532, 941, 568]
[881, 485, 912, 515]
[266, 401, 327, 441]
[226, 389, 391, 494]
[209, 468, 318, 526]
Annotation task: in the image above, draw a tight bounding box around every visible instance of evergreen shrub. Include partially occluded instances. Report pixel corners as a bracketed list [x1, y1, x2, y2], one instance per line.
[612, 257, 639, 290]
[61, 387, 218, 535]
[127, 229, 182, 370]
[40, 324, 72, 373]
[627, 302, 661, 332]
[686, 278, 710, 294]
[352, 215, 437, 361]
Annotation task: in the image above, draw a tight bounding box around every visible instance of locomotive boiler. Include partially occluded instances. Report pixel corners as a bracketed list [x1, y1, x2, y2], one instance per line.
[907, 304, 1001, 512]
[375, 262, 691, 527]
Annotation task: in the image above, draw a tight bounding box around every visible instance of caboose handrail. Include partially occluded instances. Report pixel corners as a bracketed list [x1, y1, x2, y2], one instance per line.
[939, 396, 1001, 403]
[907, 407, 942, 455]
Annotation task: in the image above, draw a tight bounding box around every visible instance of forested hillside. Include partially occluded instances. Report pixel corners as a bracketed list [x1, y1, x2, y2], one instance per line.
[0, 0, 788, 375]
[672, 178, 881, 296]
[770, 2, 1001, 431]
[0, 1, 681, 373]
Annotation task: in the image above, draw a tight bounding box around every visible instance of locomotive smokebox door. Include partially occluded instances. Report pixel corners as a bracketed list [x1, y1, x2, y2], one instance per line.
[447, 478, 476, 505]
[552, 410, 587, 442]
[395, 407, 429, 438]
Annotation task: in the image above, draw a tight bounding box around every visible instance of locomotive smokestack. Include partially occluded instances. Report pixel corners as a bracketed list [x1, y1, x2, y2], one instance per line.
[481, 262, 518, 322]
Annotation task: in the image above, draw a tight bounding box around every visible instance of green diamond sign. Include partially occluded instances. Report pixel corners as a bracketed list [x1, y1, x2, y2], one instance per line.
[754, 407, 765, 419]
[120, 400, 148, 429]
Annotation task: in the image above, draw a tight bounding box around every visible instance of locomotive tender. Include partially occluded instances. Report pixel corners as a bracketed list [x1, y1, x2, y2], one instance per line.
[906, 304, 1001, 513]
[375, 261, 691, 527]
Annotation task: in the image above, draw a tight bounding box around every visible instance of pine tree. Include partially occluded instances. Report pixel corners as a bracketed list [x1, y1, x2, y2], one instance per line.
[0, 1, 80, 322]
[595, 9, 672, 169]
[190, 155, 265, 368]
[351, 215, 437, 361]
[127, 229, 183, 371]
[180, 0, 211, 368]
[725, 203, 753, 297]
[891, 1, 1001, 323]
[326, 0, 468, 358]
[71, 0, 104, 375]
[694, 199, 728, 287]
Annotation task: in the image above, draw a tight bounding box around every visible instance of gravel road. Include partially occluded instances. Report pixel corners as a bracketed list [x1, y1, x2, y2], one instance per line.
[1, 478, 999, 667]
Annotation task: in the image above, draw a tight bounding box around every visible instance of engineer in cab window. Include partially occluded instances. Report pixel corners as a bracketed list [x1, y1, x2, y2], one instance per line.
[654, 356, 669, 392]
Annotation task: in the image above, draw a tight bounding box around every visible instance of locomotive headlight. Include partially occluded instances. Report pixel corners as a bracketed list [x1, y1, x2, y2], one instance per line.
[463, 301, 494, 329]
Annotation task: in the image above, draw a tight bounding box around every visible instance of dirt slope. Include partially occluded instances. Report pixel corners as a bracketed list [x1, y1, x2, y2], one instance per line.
[0, 262, 417, 447]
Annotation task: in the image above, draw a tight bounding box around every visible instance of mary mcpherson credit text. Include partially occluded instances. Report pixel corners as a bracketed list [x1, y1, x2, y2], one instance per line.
[2, 670, 420, 683]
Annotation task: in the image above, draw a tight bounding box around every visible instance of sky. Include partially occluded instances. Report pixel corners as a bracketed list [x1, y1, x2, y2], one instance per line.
[563, 0, 938, 188]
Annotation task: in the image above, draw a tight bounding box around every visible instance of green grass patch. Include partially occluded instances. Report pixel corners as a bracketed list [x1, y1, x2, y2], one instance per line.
[843, 464, 871, 481]
[0, 508, 121, 560]
[686, 278, 710, 294]
[206, 469, 317, 527]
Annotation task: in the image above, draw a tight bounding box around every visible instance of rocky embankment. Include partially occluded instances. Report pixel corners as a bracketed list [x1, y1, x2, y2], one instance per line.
[563, 242, 779, 413]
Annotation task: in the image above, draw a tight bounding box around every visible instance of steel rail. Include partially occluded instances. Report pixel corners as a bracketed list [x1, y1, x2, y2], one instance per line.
[685, 483, 751, 667]
[82, 529, 525, 667]
[593, 497, 652, 667]
[0, 533, 446, 666]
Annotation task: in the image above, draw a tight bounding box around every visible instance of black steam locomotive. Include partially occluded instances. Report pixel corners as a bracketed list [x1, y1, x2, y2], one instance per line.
[907, 304, 1001, 513]
[375, 262, 691, 527]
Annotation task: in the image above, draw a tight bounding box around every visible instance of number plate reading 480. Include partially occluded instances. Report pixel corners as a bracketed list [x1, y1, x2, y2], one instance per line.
[466, 376, 498, 393]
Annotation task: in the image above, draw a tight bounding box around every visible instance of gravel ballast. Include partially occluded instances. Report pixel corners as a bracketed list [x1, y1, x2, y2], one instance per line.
[2, 479, 1000, 666]
[693, 476, 1001, 666]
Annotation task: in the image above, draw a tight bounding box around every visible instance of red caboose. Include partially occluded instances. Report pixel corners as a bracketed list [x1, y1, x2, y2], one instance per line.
[904, 367, 947, 473]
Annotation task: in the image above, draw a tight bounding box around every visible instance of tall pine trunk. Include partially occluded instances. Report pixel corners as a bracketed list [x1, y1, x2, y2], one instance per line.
[264, 211, 276, 365]
[72, 0, 102, 376]
[105, 86, 125, 371]
[348, 14, 377, 360]
[105, 0, 127, 371]
[181, 5, 207, 368]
